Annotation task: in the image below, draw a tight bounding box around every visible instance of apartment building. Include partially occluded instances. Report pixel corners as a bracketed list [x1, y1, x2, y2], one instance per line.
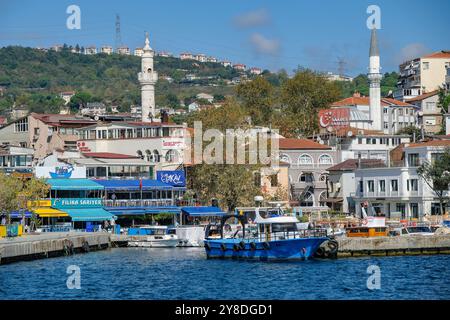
[352, 140, 450, 219]
[394, 51, 450, 101]
[406, 90, 442, 133]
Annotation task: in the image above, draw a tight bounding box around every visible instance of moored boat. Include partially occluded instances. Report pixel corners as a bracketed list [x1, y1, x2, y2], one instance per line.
[203, 207, 329, 261]
[127, 225, 179, 248]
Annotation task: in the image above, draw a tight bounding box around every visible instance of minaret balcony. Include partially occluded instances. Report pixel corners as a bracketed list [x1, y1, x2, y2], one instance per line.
[138, 72, 158, 83]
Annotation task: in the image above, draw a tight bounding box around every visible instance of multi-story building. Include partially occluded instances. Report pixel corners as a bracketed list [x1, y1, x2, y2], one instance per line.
[221, 61, 232, 67]
[84, 46, 97, 55]
[76, 121, 187, 171]
[446, 66, 450, 90]
[233, 63, 246, 71]
[318, 127, 411, 163]
[180, 52, 193, 60]
[325, 72, 353, 82]
[319, 93, 420, 135]
[352, 140, 450, 219]
[249, 67, 262, 75]
[0, 113, 96, 159]
[278, 138, 339, 212]
[394, 51, 450, 101]
[101, 46, 113, 54]
[0, 144, 34, 174]
[134, 48, 144, 57]
[80, 102, 107, 116]
[193, 54, 207, 62]
[60, 91, 75, 105]
[117, 46, 130, 55]
[206, 56, 217, 63]
[406, 90, 441, 133]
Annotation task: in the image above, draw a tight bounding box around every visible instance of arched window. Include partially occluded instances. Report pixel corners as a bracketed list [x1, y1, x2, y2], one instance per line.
[298, 154, 313, 166]
[165, 149, 179, 163]
[319, 191, 328, 207]
[280, 153, 291, 164]
[300, 191, 314, 207]
[153, 150, 160, 163]
[299, 172, 314, 183]
[319, 173, 328, 182]
[136, 150, 144, 160]
[318, 154, 333, 165]
[145, 150, 153, 162]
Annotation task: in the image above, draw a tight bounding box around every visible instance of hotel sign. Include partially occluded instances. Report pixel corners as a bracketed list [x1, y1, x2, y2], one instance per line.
[51, 198, 103, 209]
[162, 138, 184, 150]
[157, 170, 186, 187]
[318, 108, 350, 128]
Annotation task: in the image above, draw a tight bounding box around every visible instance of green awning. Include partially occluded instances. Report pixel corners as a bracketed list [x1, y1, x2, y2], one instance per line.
[46, 178, 104, 191]
[64, 208, 114, 222]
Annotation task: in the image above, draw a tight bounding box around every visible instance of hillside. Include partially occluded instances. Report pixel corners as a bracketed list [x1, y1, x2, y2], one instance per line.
[0, 46, 247, 115]
[0, 46, 399, 117]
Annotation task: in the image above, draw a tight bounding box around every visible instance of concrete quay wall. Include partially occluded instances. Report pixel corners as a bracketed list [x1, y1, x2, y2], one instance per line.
[337, 235, 450, 257]
[0, 232, 111, 264]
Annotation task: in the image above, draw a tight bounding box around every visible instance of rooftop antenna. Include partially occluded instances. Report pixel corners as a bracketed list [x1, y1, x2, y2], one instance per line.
[115, 14, 122, 51]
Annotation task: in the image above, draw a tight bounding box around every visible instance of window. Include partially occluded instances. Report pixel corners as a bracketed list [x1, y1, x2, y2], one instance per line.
[359, 181, 363, 193]
[424, 117, 436, 125]
[367, 180, 374, 193]
[379, 180, 386, 192]
[423, 62, 429, 70]
[319, 192, 327, 207]
[299, 172, 314, 183]
[383, 108, 388, 114]
[425, 102, 435, 111]
[298, 154, 313, 165]
[407, 179, 418, 192]
[319, 173, 328, 182]
[269, 174, 278, 187]
[408, 153, 420, 167]
[14, 118, 28, 132]
[280, 153, 291, 164]
[391, 179, 399, 192]
[300, 192, 314, 207]
[318, 154, 333, 165]
[165, 149, 179, 163]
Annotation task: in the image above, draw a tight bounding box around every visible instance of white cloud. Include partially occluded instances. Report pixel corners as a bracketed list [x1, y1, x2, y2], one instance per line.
[233, 8, 270, 28]
[249, 33, 280, 56]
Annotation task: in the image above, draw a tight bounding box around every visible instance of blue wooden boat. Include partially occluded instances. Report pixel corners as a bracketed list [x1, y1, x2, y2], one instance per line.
[203, 208, 330, 261]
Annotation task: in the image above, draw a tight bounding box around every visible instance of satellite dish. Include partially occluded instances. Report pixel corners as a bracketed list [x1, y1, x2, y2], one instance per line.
[94, 115, 100, 121]
[347, 131, 353, 137]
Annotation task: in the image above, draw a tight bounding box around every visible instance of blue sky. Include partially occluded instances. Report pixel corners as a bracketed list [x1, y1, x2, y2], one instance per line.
[1, 0, 449, 76]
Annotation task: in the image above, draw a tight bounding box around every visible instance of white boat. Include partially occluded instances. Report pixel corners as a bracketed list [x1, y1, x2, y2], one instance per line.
[127, 226, 179, 248]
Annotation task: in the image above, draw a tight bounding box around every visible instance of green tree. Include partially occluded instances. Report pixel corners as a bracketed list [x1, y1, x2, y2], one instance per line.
[278, 69, 341, 137]
[397, 125, 422, 140]
[236, 76, 274, 125]
[417, 148, 450, 216]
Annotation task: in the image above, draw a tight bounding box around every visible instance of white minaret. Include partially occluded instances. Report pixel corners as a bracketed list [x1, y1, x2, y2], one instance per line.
[368, 27, 382, 131]
[138, 32, 158, 122]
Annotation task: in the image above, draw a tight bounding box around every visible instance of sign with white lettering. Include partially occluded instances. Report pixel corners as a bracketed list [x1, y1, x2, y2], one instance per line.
[157, 170, 186, 187]
[35, 166, 86, 179]
[52, 198, 103, 209]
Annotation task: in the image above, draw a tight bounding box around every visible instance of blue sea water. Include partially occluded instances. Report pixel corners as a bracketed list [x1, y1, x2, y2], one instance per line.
[0, 248, 449, 300]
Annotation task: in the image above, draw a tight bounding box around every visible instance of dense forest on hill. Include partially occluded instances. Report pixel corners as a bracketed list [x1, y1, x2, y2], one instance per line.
[0, 46, 399, 117]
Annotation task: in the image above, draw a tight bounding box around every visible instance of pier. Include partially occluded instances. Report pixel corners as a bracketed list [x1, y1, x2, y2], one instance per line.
[0, 232, 111, 264]
[335, 234, 450, 257]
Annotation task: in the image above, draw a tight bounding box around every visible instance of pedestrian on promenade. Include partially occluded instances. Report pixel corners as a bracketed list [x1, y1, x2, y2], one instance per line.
[1, 214, 6, 225]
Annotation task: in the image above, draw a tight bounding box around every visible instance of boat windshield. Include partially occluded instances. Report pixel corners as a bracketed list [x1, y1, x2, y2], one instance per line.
[270, 223, 298, 233]
[407, 226, 432, 233]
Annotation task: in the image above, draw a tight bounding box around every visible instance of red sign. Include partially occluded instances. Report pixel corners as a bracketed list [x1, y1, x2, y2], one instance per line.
[318, 108, 350, 128]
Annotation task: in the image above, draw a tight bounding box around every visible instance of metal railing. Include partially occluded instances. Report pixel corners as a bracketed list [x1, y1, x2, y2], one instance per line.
[232, 228, 328, 241]
[104, 199, 174, 207]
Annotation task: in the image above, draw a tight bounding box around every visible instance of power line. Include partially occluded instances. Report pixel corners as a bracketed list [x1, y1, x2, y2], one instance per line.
[115, 14, 122, 50]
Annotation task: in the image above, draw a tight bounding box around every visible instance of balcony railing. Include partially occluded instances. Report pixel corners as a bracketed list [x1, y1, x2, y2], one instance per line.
[104, 199, 174, 207]
[352, 189, 420, 198]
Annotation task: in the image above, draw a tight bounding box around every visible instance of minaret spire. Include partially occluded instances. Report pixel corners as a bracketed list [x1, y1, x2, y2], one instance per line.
[368, 27, 382, 132]
[138, 32, 157, 122]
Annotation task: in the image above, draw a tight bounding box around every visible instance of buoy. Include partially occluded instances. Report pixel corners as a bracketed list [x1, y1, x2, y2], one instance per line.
[239, 241, 246, 250]
[82, 241, 90, 253]
[204, 242, 211, 251]
[262, 242, 270, 250]
[233, 244, 240, 251]
[220, 243, 227, 251]
[250, 242, 257, 250]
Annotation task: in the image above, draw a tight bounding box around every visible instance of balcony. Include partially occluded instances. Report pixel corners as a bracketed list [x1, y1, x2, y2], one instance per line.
[352, 189, 420, 199]
[138, 72, 158, 83]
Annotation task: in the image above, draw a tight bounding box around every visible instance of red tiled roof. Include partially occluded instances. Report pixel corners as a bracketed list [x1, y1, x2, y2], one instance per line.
[405, 90, 439, 102]
[422, 51, 450, 59]
[82, 152, 138, 159]
[331, 97, 412, 107]
[327, 159, 385, 171]
[279, 138, 331, 150]
[407, 140, 450, 148]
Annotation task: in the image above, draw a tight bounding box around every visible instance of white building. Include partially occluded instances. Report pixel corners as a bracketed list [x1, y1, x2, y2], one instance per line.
[352, 140, 450, 219]
[195, 93, 214, 103]
[59, 91, 75, 105]
[101, 46, 113, 54]
[180, 52, 193, 60]
[193, 53, 207, 62]
[249, 67, 262, 75]
[117, 46, 130, 55]
[233, 64, 246, 71]
[221, 61, 232, 67]
[406, 90, 442, 133]
[80, 102, 106, 116]
[84, 46, 97, 55]
[138, 33, 158, 121]
[395, 51, 450, 101]
[134, 48, 144, 57]
[76, 121, 187, 171]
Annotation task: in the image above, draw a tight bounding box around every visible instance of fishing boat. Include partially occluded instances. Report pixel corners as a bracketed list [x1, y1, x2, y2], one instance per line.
[127, 225, 179, 248]
[203, 207, 330, 261]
